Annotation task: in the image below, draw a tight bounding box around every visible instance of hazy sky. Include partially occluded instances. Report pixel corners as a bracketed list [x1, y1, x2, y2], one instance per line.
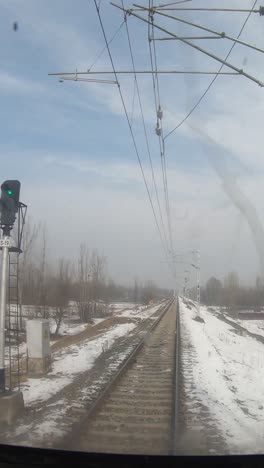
[0, 0, 264, 289]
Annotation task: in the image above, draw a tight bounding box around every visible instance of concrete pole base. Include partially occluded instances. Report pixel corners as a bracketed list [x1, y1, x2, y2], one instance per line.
[0, 391, 24, 425]
[28, 355, 51, 376]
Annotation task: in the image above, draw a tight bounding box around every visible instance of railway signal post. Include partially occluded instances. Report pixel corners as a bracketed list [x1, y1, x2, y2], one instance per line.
[0, 180, 24, 424]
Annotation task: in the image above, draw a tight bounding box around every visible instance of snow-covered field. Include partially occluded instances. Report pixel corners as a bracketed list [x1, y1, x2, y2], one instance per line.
[109, 302, 137, 312]
[236, 319, 264, 337]
[22, 322, 136, 406]
[21, 302, 164, 406]
[180, 298, 264, 454]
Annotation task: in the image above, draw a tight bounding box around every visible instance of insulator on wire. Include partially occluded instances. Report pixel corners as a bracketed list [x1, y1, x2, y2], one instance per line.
[260, 6, 264, 15]
[157, 105, 163, 120]
[155, 123, 162, 136]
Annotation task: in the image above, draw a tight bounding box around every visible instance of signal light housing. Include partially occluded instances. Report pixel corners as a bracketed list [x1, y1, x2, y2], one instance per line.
[0, 180, 20, 227]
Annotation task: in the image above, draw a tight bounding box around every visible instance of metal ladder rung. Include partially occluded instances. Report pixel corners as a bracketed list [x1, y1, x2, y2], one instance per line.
[5, 244, 22, 392]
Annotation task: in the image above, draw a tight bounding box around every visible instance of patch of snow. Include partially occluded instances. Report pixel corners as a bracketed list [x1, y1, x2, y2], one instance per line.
[210, 308, 264, 341]
[22, 376, 71, 406]
[235, 318, 264, 339]
[110, 302, 137, 311]
[91, 318, 106, 325]
[21, 322, 136, 406]
[53, 323, 135, 375]
[116, 302, 163, 320]
[180, 298, 264, 454]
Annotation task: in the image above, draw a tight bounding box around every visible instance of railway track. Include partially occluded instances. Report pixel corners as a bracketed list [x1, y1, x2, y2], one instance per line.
[67, 298, 179, 455]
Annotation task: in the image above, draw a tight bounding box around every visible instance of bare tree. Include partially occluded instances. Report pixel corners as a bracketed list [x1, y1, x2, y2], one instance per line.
[77, 244, 91, 322]
[90, 249, 107, 302]
[36, 225, 49, 319]
[18, 219, 40, 303]
[141, 280, 158, 304]
[205, 277, 223, 306]
[76, 246, 107, 321]
[49, 258, 72, 335]
[224, 272, 240, 308]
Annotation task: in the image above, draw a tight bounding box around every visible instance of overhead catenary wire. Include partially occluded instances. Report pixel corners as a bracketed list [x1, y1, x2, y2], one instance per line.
[121, 0, 171, 255]
[111, 2, 263, 87]
[157, 0, 192, 6]
[93, 0, 171, 261]
[140, 6, 264, 55]
[149, 7, 168, 220]
[147, 0, 176, 269]
[163, 0, 259, 140]
[130, 76, 137, 125]
[87, 19, 126, 72]
[148, 1, 175, 259]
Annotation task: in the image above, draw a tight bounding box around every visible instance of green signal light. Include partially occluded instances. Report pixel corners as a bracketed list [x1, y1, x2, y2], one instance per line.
[7, 189, 13, 196]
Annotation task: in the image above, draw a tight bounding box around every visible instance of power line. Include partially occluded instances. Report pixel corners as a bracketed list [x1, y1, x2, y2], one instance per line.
[149, 3, 175, 259]
[87, 19, 126, 72]
[130, 76, 137, 125]
[147, 0, 176, 264]
[157, 1, 192, 6]
[93, 0, 170, 259]
[121, 0, 171, 255]
[162, 0, 260, 139]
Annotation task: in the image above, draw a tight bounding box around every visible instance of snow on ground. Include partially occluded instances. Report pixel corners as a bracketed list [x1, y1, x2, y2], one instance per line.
[110, 302, 137, 310]
[22, 322, 136, 406]
[49, 319, 88, 336]
[225, 315, 264, 339]
[91, 318, 106, 326]
[209, 307, 264, 341]
[116, 302, 162, 320]
[236, 319, 264, 337]
[180, 298, 264, 454]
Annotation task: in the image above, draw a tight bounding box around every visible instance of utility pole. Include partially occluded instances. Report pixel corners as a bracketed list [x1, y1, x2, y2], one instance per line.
[183, 268, 189, 300]
[191, 249, 200, 316]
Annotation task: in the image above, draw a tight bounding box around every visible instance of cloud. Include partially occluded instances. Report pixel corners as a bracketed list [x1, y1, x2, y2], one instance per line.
[0, 71, 46, 95]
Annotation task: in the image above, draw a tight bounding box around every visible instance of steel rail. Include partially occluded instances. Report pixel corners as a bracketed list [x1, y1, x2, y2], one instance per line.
[61, 297, 175, 449]
[170, 295, 180, 455]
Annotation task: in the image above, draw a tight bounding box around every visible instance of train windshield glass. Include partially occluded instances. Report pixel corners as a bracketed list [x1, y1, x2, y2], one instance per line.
[0, 0, 264, 456]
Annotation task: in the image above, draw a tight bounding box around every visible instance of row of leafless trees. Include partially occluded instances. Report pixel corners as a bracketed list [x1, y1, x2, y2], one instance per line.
[18, 221, 172, 333]
[196, 272, 264, 308]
